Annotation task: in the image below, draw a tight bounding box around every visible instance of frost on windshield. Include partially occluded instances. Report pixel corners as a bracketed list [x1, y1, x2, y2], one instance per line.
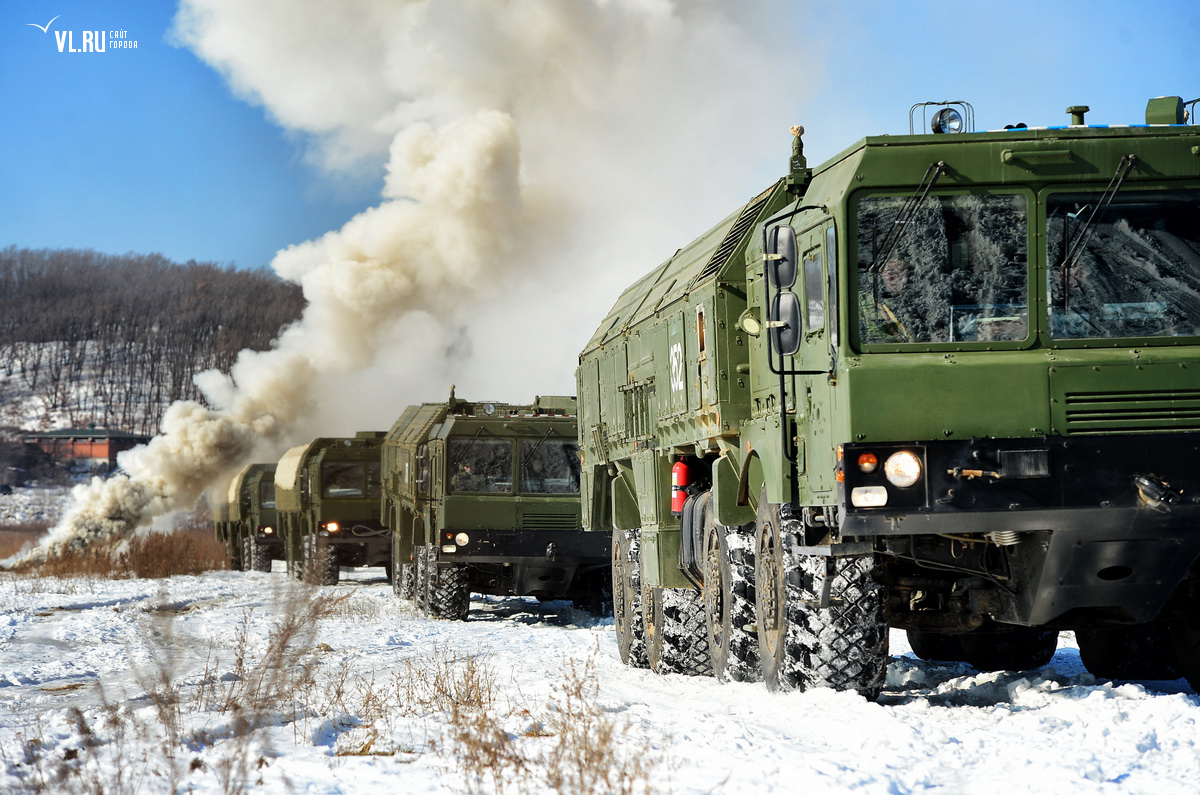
[1048, 190, 1200, 339]
[520, 440, 581, 494]
[855, 193, 1028, 344]
[449, 438, 513, 493]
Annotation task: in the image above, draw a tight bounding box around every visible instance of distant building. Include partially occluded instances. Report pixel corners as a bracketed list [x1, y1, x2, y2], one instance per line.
[21, 428, 150, 471]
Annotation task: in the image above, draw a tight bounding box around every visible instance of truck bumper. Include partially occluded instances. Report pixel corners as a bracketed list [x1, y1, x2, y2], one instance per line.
[433, 529, 612, 598]
[840, 435, 1200, 625]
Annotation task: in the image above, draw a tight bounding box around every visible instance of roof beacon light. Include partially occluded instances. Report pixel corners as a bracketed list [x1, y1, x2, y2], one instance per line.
[931, 107, 964, 134]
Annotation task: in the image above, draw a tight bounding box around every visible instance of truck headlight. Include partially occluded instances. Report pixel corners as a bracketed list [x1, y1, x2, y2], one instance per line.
[454, 532, 470, 547]
[851, 486, 888, 507]
[884, 451, 922, 488]
[326, 521, 340, 533]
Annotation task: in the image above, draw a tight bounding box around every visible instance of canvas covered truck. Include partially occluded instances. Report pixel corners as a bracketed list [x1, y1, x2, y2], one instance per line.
[274, 431, 390, 585]
[577, 96, 1200, 697]
[213, 462, 281, 572]
[381, 391, 611, 619]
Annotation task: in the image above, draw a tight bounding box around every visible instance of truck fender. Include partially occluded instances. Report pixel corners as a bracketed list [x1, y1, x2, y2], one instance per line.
[714, 453, 756, 527]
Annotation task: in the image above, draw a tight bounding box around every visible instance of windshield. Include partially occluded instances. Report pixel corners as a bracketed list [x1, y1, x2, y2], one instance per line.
[320, 461, 380, 499]
[520, 439, 581, 494]
[855, 193, 1028, 345]
[1048, 190, 1200, 339]
[448, 438, 513, 494]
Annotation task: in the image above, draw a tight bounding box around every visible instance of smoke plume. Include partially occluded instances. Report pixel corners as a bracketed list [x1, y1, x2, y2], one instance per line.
[39, 0, 802, 554]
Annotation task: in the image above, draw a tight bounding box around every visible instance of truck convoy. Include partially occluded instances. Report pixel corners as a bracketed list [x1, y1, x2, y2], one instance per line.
[213, 462, 280, 572]
[577, 96, 1200, 697]
[274, 431, 390, 585]
[381, 391, 611, 619]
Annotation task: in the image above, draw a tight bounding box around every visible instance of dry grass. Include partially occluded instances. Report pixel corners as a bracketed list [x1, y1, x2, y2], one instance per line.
[11, 527, 227, 580]
[1, 559, 663, 794]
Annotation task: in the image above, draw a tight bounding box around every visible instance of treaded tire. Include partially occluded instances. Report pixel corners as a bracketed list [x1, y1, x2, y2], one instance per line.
[302, 535, 339, 586]
[424, 544, 469, 620]
[643, 583, 712, 677]
[756, 492, 888, 699]
[244, 536, 272, 573]
[907, 630, 967, 663]
[1078, 626, 1178, 680]
[393, 537, 417, 602]
[613, 529, 648, 668]
[959, 628, 1057, 672]
[701, 494, 759, 682]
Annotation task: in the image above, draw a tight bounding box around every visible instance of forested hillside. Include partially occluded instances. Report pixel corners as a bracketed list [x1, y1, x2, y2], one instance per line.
[0, 246, 305, 434]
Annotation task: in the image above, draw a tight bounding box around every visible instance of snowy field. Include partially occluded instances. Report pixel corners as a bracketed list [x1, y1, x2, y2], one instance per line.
[0, 565, 1198, 794]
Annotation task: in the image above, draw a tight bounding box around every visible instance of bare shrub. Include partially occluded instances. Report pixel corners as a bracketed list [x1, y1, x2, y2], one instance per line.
[12, 527, 227, 580]
[538, 654, 658, 795]
[123, 528, 228, 579]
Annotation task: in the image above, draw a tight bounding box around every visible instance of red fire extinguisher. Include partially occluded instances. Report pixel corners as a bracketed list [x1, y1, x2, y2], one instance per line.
[671, 458, 689, 516]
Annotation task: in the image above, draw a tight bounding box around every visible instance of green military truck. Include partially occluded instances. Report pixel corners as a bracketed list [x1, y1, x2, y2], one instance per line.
[274, 431, 390, 585]
[381, 391, 611, 619]
[213, 462, 280, 572]
[578, 97, 1200, 697]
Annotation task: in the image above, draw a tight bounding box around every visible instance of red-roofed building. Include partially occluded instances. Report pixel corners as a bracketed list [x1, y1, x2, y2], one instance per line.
[21, 428, 150, 471]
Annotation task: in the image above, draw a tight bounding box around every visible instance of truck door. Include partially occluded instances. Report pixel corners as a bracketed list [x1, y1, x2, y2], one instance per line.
[794, 225, 837, 501]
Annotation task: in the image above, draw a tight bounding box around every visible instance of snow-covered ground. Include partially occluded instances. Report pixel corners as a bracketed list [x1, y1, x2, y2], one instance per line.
[0, 486, 68, 527]
[0, 565, 1197, 794]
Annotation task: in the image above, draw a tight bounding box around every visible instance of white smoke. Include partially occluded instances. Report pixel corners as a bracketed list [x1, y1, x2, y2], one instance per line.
[37, 0, 803, 554]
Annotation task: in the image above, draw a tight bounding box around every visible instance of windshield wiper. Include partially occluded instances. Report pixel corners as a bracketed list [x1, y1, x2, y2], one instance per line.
[1059, 154, 1138, 313]
[868, 161, 947, 278]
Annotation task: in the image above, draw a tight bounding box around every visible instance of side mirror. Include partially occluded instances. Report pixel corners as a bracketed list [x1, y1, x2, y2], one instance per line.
[769, 292, 803, 356]
[765, 225, 798, 289]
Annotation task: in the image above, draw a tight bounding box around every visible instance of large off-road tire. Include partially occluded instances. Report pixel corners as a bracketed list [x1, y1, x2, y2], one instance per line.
[701, 494, 759, 682]
[642, 582, 713, 677]
[227, 538, 245, 572]
[906, 630, 967, 663]
[613, 529, 649, 668]
[303, 535, 339, 586]
[1078, 625, 1180, 680]
[958, 628, 1057, 672]
[755, 492, 888, 698]
[243, 536, 272, 573]
[392, 537, 417, 602]
[423, 544, 470, 620]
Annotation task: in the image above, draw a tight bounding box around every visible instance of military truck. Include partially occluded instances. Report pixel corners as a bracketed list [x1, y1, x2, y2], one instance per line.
[381, 391, 611, 619]
[213, 462, 281, 572]
[274, 431, 389, 585]
[578, 97, 1200, 697]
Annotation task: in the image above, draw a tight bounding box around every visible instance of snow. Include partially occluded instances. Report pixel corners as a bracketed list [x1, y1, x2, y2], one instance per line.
[1, 566, 1197, 794]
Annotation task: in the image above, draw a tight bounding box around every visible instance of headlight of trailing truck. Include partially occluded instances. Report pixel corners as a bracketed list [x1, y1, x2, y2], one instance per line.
[326, 521, 340, 533]
[851, 486, 888, 507]
[454, 532, 470, 547]
[884, 451, 922, 488]
[262, 526, 273, 535]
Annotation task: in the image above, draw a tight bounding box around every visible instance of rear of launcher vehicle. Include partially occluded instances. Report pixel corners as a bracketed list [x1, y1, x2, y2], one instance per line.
[274, 431, 390, 586]
[578, 96, 1200, 697]
[381, 392, 611, 620]
[213, 463, 280, 573]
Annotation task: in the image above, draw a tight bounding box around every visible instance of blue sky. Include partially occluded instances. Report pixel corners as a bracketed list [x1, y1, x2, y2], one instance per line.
[2, 0, 1198, 271]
